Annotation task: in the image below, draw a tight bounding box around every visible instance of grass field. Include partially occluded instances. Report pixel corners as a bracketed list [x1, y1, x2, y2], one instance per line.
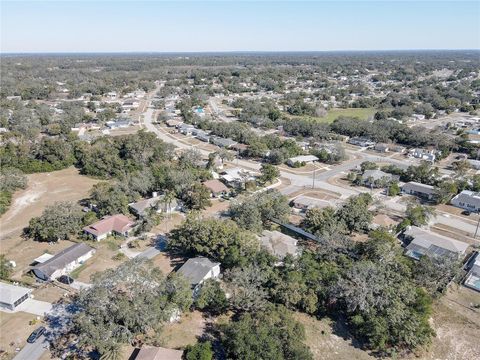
[290, 108, 377, 123]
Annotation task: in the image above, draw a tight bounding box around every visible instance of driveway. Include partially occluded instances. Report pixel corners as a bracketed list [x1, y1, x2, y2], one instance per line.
[70, 281, 91, 291]
[15, 299, 52, 316]
[13, 335, 48, 360]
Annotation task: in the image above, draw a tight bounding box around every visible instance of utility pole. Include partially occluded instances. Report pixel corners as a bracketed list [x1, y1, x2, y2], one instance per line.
[475, 211, 480, 239]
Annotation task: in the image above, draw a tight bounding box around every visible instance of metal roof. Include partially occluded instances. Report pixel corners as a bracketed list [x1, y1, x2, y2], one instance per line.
[0, 282, 32, 305]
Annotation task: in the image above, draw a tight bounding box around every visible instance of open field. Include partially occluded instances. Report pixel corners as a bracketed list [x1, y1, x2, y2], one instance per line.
[289, 108, 377, 124]
[0, 311, 42, 359]
[0, 167, 99, 278]
[160, 311, 206, 349]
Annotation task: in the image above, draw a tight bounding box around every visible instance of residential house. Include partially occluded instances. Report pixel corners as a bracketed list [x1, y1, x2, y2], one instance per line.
[132, 346, 183, 360]
[177, 257, 221, 296]
[166, 119, 183, 128]
[195, 130, 211, 142]
[106, 119, 131, 129]
[468, 159, 480, 170]
[203, 179, 229, 197]
[260, 230, 299, 259]
[464, 253, 480, 292]
[179, 124, 195, 135]
[129, 193, 180, 218]
[0, 282, 32, 311]
[348, 137, 376, 148]
[121, 99, 139, 111]
[409, 148, 436, 162]
[362, 169, 398, 188]
[83, 214, 135, 241]
[451, 190, 480, 212]
[403, 226, 469, 260]
[401, 181, 436, 200]
[220, 167, 255, 188]
[211, 137, 237, 148]
[390, 144, 406, 153]
[287, 155, 319, 167]
[31, 243, 95, 281]
[292, 195, 332, 212]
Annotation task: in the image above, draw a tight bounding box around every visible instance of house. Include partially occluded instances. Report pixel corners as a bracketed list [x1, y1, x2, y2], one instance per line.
[403, 226, 469, 260]
[374, 143, 390, 152]
[0, 282, 32, 311]
[166, 119, 183, 128]
[348, 137, 376, 148]
[260, 230, 299, 259]
[362, 169, 398, 188]
[106, 91, 117, 100]
[132, 346, 183, 360]
[195, 130, 211, 142]
[464, 253, 480, 292]
[121, 99, 139, 111]
[409, 148, 436, 162]
[292, 195, 332, 212]
[468, 159, 480, 170]
[83, 214, 135, 241]
[129, 193, 180, 217]
[220, 167, 255, 188]
[177, 257, 221, 295]
[194, 106, 205, 117]
[179, 124, 195, 135]
[401, 181, 436, 200]
[106, 119, 131, 129]
[31, 243, 95, 281]
[211, 137, 237, 148]
[451, 190, 480, 212]
[286, 155, 319, 167]
[203, 179, 229, 197]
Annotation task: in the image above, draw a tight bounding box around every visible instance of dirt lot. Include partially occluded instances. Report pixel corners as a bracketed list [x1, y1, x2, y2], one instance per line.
[0, 311, 43, 359]
[31, 283, 70, 303]
[294, 312, 375, 360]
[0, 167, 99, 278]
[161, 311, 206, 349]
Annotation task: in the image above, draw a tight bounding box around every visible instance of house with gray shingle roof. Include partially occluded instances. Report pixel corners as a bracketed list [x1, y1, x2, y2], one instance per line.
[177, 257, 221, 296]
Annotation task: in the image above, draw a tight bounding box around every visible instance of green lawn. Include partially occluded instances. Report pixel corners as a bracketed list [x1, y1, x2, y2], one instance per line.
[289, 108, 377, 123]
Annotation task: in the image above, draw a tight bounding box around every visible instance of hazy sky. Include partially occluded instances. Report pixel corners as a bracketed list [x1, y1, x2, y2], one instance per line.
[1, 1, 479, 53]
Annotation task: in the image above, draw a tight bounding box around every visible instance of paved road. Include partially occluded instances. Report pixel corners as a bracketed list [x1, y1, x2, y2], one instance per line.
[13, 335, 48, 360]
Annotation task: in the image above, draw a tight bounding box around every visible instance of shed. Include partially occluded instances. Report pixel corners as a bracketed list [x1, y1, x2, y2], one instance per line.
[0, 282, 32, 311]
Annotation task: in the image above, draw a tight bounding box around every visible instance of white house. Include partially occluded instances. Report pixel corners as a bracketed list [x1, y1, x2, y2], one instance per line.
[31, 243, 95, 281]
[409, 148, 436, 162]
[451, 190, 480, 212]
[401, 182, 436, 200]
[0, 282, 32, 311]
[287, 155, 319, 167]
[177, 257, 221, 296]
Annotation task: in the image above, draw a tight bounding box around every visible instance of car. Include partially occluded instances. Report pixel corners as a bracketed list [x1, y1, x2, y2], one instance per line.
[27, 326, 46, 343]
[462, 210, 472, 216]
[57, 275, 74, 285]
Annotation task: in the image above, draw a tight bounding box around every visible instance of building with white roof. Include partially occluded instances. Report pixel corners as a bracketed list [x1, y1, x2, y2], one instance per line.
[451, 190, 480, 212]
[403, 226, 469, 260]
[0, 282, 32, 311]
[287, 155, 319, 167]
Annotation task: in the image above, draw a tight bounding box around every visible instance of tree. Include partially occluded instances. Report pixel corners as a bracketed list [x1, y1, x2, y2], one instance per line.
[451, 160, 471, 178]
[259, 163, 280, 184]
[360, 161, 378, 172]
[70, 259, 192, 355]
[387, 182, 400, 196]
[90, 182, 130, 216]
[336, 193, 373, 234]
[405, 204, 434, 226]
[434, 181, 458, 204]
[0, 255, 13, 280]
[184, 341, 214, 360]
[27, 201, 83, 242]
[224, 265, 269, 312]
[181, 183, 212, 210]
[301, 206, 346, 236]
[413, 255, 461, 295]
[195, 279, 228, 315]
[169, 216, 259, 267]
[222, 307, 313, 360]
[229, 190, 290, 232]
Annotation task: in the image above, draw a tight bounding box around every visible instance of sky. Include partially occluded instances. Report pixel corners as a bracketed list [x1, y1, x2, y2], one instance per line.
[1, 1, 479, 53]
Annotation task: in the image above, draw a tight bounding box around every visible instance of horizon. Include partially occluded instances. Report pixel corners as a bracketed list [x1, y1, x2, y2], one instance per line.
[1, 1, 479, 53]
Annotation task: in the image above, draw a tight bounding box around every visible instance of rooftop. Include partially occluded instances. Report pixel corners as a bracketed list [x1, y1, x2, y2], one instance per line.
[83, 214, 134, 237]
[177, 257, 220, 286]
[260, 230, 298, 258]
[0, 282, 32, 305]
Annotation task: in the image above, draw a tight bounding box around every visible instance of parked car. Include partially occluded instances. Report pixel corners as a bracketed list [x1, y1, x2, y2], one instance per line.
[462, 210, 471, 216]
[57, 275, 74, 285]
[27, 326, 46, 343]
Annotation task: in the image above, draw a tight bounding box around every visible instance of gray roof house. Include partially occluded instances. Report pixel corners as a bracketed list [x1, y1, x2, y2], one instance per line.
[177, 257, 221, 295]
[464, 253, 480, 292]
[401, 181, 436, 200]
[362, 170, 398, 187]
[260, 230, 299, 259]
[211, 137, 237, 148]
[292, 195, 332, 211]
[451, 190, 480, 212]
[403, 226, 469, 260]
[31, 243, 95, 281]
[0, 282, 32, 311]
[129, 194, 180, 217]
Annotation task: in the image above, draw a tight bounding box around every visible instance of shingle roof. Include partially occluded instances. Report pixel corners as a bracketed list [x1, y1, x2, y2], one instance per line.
[293, 195, 331, 209]
[31, 243, 94, 278]
[203, 179, 229, 194]
[404, 226, 469, 259]
[402, 181, 436, 195]
[177, 257, 220, 286]
[83, 214, 134, 237]
[134, 346, 183, 360]
[0, 282, 32, 306]
[260, 230, 298, 258]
